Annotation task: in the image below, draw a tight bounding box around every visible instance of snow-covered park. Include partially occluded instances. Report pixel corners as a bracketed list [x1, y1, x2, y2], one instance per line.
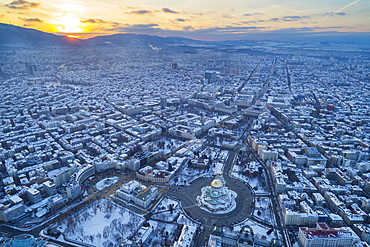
[233, 219, 280, 242]
[56, 198, 144, 247]
[253, 197, 276, 225]
[151, 197, 180, 222]
[231, 162, 270, 195]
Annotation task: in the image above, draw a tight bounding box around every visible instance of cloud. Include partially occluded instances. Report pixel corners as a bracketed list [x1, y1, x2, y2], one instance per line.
[172, 18, 188, 22]
[213, 26, 266, 33]
[183, 25, 194, 31]
[129, 23, 158, 28]
[322, 0, 358, 20]
[161, 7, 179, 14]
[221, 14, 232, 19]
[269, 26, 345, 33]
[102, 22, 370, 43]
[6, 0, 40, 10]
[80, 19, 121, 29]
[22, 18, 42, 22]
[81, 19, 108, 23]
[109, 23, 264, 37]
[283, 15, 311, 21]
[243, 13, 263, 16]
[266, 15, 311, 22]
[127, 10, 151, 15]
[244, 19, 265, 23]
[18, 16, 42, 26]
[107, 23, 162, 34]
[323, 12, 347, 17]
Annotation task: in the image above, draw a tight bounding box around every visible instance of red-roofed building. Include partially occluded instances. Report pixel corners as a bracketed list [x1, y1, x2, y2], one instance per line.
[298, 223, 360, 247]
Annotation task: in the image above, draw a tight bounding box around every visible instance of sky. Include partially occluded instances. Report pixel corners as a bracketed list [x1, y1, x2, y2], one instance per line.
[0, 0, 369, 41]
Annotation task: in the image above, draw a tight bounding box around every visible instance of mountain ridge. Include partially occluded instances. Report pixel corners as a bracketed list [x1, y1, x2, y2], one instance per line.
[0, 23, 201, 47]
[1, 23, 369, 49]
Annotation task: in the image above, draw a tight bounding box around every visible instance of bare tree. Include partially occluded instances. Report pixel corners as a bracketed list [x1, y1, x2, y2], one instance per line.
[103, 226, 110, 239]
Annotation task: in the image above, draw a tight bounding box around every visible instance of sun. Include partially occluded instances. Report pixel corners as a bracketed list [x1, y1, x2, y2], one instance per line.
[55, 13, 85, 33]
[67, 35, 81, 39]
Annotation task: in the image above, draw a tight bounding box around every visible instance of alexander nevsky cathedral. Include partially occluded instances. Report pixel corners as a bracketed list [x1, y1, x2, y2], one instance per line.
[197, 171, 237, 214]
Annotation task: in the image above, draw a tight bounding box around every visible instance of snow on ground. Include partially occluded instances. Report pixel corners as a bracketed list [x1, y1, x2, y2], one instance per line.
[234, 219, 278, 241]
[153, 137, 185, 156]
[212, 115, 229, 123]
[217, 150, 229, 162]
[248, 176, 269, 195]
[171, 167, 209, 186]
[176, 213, 200, 227]
[142, 220, 179, 246]
[171, 148, 230, 186]
[253, 197, 276, 226]
[230, 163, 269, 195]
[208, 162, 224, 175]
[95, 176, 120, 191]
[151, 197, 180, 222]
[153, 197, 179, 211]
[57, 198, 144, 247]
[247, 220, 277, 241]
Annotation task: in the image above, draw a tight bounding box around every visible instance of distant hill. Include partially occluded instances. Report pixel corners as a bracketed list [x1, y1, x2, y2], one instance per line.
[83, 33, 198, 47]
[1, 23, 368, 52]
[0, 23, 79, 46]
[0, 23, 200, 47]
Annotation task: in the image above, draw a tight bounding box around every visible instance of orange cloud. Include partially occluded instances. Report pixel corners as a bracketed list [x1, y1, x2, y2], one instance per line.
[22, 18, 43, 22]
[81, 19, 107, 23]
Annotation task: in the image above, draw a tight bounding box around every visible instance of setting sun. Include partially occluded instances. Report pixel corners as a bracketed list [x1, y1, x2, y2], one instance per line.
[67, 34, 81, 39]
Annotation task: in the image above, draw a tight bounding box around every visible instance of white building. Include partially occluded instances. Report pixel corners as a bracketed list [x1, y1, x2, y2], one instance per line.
[0, 203, 25, 222]
[27, 188, 42, 204]
[66, 181, 81, 199]
[116, 180, 159, 209]
[173, 225, 197, 247]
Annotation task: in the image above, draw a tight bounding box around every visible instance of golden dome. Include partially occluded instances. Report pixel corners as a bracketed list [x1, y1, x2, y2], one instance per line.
[211, 178, 223, 188]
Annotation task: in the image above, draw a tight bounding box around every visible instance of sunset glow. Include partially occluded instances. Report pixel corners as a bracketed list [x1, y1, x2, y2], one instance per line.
[53, 13, 86, 33]
[67, 34, 81, 39]
[0, 0, 368, 40]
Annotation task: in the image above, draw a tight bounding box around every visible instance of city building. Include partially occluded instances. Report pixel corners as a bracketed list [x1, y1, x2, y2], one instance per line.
[298, 223, 360, 247]
[116, 180, 159, 209]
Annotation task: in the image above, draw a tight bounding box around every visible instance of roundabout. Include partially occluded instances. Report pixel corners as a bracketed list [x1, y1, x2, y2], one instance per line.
[197, 171, 237, 214]
[168, 172, 254, 228]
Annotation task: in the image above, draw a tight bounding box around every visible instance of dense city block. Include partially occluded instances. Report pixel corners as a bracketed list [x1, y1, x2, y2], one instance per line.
[0, 36, 370, 247]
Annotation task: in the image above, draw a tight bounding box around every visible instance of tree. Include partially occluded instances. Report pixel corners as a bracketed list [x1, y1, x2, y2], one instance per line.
[188, 160, 192, 167]
[167, 162, 174, 172]
[103, 226, 110, 238]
